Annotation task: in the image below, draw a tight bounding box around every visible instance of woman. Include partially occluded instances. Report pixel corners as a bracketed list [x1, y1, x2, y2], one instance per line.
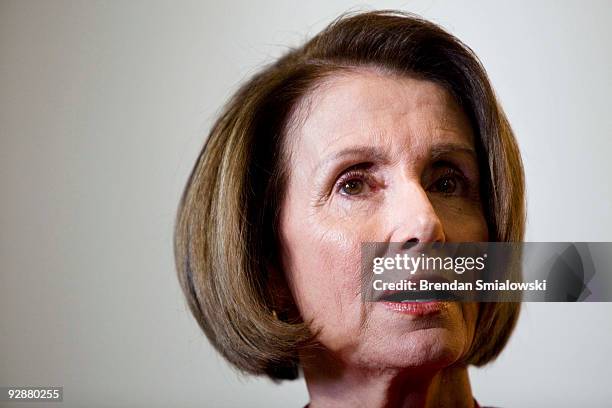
[175, 10, 525, 408]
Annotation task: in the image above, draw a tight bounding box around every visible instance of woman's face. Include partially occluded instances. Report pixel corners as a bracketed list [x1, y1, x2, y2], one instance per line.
[279, 69, 488, 371]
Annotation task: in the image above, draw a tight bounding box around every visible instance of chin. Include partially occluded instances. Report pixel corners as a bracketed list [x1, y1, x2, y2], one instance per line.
[358, 330, 464, 372]
[351, 309, 469, 371]
[397, 328, 466, 369]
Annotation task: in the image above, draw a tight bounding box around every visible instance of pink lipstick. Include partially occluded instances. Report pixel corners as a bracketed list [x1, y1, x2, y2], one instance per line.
[381, 301, 447, 316]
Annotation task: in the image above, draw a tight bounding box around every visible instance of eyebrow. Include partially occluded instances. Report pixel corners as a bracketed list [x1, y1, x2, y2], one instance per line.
[314, 146, 389, 174]
[315, 142, 477, 174]
[429, 143, 477, 161]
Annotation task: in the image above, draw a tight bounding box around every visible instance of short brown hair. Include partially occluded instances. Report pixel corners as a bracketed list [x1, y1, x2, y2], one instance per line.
[174, 10, 526, 380]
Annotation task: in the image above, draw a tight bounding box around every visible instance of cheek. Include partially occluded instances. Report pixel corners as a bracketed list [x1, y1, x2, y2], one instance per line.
[279, 190, 395, 354]
[434, 201, 489, 241]
[281, 209, 365, 329]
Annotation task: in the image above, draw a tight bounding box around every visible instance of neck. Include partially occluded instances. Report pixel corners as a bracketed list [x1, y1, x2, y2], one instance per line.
[302, 352, 475, 408]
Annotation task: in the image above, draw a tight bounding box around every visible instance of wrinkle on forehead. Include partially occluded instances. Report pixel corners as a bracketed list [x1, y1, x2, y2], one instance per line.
[283, 68, 474, 178]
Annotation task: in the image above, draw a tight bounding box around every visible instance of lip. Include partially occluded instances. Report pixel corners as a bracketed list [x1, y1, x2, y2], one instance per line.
[380, 301, 447, 316]
[373, 275, 459, 303]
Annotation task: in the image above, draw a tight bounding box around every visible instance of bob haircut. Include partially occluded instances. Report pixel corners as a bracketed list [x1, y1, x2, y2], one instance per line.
[174, 10, 525, 380]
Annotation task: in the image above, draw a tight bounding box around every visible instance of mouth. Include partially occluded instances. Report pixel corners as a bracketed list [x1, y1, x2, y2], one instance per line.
[378, 289, 459, 303]
[379, 300, 448, 316]
[373, 275, 459, 316]
[372, 275, 460, 303]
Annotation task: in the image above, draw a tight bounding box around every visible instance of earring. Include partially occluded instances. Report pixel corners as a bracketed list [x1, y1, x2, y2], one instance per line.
[272, 309, 278, 320]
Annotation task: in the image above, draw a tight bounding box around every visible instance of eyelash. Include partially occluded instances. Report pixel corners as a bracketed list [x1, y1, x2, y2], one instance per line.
[335, 169, 373, 196]
[333, 164, 474, 198]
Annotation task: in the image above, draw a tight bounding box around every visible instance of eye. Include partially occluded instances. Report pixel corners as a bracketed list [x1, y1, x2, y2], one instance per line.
[429, 168, 467, 196]
[340, 178, 364, 195]
[432, 175, 458, 194]
[335, 167, 374, 197]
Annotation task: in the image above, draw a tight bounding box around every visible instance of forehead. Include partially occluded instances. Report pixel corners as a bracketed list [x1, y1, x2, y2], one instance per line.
[286, 69, 474, 163]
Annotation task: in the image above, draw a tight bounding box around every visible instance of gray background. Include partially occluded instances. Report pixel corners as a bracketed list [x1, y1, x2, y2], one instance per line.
[1, 1, 611, 407]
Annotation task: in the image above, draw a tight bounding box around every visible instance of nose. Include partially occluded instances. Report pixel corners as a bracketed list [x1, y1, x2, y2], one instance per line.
[388, 182, 446, 244]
